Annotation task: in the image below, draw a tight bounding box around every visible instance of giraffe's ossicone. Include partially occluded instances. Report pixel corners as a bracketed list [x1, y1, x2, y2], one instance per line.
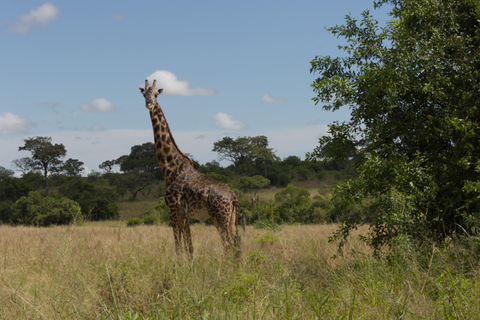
[139, 79, 240, 255]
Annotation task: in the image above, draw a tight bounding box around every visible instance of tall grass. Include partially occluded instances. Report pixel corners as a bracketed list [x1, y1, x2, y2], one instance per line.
[0, 223, 478, 319]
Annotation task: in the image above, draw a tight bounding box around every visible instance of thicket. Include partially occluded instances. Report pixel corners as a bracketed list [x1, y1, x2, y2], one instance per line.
[11, 191, 83, 226]
[0, 152, 334, 227]
[0, 172, 119, 225]
[310, 0, 480, 253]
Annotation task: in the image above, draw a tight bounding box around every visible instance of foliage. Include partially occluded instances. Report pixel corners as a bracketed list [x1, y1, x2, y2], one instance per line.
[154, 197, 170, 224]
[116, 142, 162, 180]
[11, 157, 33, 175]
[62, 158, 84, 176]
[17, 136, 67, 194]
[239, 175, 271, 195]
[311, 0, 480, 251]
[11, 191, 83, 226]
[0, 176, 35, 223]
[0, 166, 14, 182]
[99, 159, 116, 173]
[126, 217, 142, 227]
[109, 172, 156, 199]
[59, 179, 119, 220]
[274, 185, 312, 223]
[212, 136, 279, 176]
[139, 198, 170, 225]
[307, 121, 360, 171]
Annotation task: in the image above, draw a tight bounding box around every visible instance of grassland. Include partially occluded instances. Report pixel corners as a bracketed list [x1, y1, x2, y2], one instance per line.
[1, 222, 478, 319]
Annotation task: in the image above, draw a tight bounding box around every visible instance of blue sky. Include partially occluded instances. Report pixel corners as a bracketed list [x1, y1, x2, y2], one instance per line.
[0, 0, 390, 174]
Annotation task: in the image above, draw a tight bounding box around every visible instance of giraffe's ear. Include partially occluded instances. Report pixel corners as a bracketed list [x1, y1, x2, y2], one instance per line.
[139, 87, 145, 94]
[157, 88, 163, 95]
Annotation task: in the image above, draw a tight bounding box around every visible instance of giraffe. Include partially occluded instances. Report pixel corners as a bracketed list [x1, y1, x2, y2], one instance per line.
[139, 79, 240, 255]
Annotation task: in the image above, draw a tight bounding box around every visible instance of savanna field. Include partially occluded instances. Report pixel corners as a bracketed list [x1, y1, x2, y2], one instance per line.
[1, 222, 479, 319]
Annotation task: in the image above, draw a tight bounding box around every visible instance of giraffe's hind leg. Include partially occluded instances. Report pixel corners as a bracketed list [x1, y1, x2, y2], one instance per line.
[181, 215, 194, 256]
[211, 208, 238, 254]
[169, 207, 190, 255]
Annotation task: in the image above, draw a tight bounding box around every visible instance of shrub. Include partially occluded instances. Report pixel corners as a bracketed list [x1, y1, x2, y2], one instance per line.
[154, 197, 171, 224]
[0, 177, 33, 223]
[296, 167, 311, 181]
[274, 185, 312, 224]
[11, 191, 83, 226]
[126, 218, 142, 227]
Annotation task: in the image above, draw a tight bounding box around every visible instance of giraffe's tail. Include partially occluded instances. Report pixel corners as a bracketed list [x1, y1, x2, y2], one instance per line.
[233, 198, 241, 253]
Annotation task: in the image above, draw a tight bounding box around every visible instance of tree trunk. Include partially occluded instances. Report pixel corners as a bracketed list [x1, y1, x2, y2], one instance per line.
[43, 166, 49, 194]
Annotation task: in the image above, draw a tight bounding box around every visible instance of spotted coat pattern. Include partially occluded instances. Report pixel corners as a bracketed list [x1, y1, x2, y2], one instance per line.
[139, 80, 239, 255]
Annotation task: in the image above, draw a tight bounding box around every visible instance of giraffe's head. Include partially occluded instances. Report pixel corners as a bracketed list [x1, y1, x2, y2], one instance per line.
[139, 80, 163, 110]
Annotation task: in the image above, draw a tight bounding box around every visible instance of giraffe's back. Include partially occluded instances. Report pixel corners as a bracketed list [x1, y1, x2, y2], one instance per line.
[165, 164, 237, 222]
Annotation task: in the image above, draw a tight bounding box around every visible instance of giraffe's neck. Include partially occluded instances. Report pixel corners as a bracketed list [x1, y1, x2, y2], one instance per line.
[150, 101, 191, 185]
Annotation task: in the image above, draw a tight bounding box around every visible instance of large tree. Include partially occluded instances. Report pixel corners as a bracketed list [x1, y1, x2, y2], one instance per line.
[62, 158, 85, 177]
[116, 142, 161, 179]
[212, 136, 279, 176]
[310, 0, 480, 251]
[18, 136, 67, 194]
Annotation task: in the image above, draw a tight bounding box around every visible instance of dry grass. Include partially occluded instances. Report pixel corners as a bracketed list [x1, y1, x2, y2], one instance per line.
[0, 223, 478, 319]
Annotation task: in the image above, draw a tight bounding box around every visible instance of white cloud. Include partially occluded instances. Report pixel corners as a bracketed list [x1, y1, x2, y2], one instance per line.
[146, 70, 217, 96]
[213, 112, 245, 130]
[80, 98, 115, 113]
[8, 3, 59, 34]
[0, 113, 32, 134]
[261, 93, 287, 103]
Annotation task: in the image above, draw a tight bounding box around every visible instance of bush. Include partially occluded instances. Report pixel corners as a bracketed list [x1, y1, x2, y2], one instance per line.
[59, 179, 119, 220]
[142, 211, 159, 225]
[274, 185, 312, 224]
[140, 204, 170, 225]
[296, 167, 311, 181]
[11, 191, 83, 226]
[126, 218, 142, 227]
[0, 177, 33, 223]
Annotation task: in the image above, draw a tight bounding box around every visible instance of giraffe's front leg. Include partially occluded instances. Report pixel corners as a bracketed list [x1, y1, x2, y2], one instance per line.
[169, 208, 183, 255]
[181, 215, 194, 256]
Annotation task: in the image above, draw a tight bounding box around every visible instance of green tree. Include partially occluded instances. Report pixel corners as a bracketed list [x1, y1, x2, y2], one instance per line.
[99, 159, 116, 173]
[0, 177, 33, 222]
[11, 157, 34, 175]
[59, 179, 119, 220]
[117, 142, 161, 179]
[17, 136, 67, 194]
[310, 0, 480, 251]
[112, 171, 155, 199]
[308, 121, 359, 171]
[212, 136, 279, 176]
[0, 166, 14, 182]
[239, 175, 271, 229]
[62, 158, 84, 177]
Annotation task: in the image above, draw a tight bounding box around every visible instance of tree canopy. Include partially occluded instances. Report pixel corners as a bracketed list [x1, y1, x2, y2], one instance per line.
[17, 136, 67, 194]
[310, 0, 480, 251]
[212, 136, 279, 176]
